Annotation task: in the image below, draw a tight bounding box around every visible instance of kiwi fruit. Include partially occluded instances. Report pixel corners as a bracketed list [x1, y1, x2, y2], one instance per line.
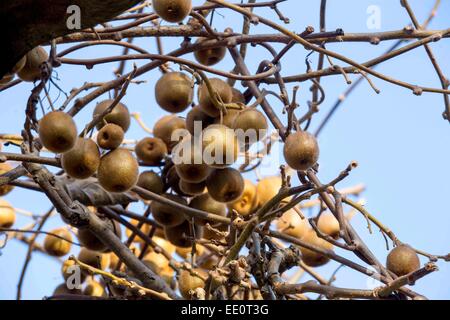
[386, 244, 420, 277]
[198, 78, 233, 117]
[202, 124, 239, 168]
[299, 229, 333, 267]
[164, 219, 203, 248]
[256, 176, 287, 207]
[77, 248, 111, 271]
[43, 227, 73, 257]
[228, 179, 258, 217]
[151, 193, 187, 227]
[179, 180, 206, 196]
[194, 38, 226, 66]
[317, 213, 340, 239]
[233, 108, 268, 143]
[152, 0, 192, 23]
[206, 168, 244, 203]
[142, 251, 170, 274]
[96, 123, 124, 150]
[178, 268, 207, 299]
[276, 209, 309, 239]
[0, 163, 15, 196]
[93, 100, 130, 132]
[18, 47, 48, 82]
[165, 165, 190, 196]
[153, 115, 187, 151]
[62, 259, 87, 283]
[77, 218, 121, 252]
[52, 283, 82, 297]
[61, 138, 100, 179]
[186, 106, 214, 136]
[0, 199, 15, 228]
[83, 280, 106, 297]
[214, 108, 240, 128]
[231, 88, 246, 104]
[137, 171, 164, 197]
[97, 148, 139, 193]
[283, 131, 320, 171]
[135, 137, 167, 166]
[173, 137, 212, 183]
[39, 111, 77, 153]
[155, 72, 193, 113]
[189, 193, 227, 226]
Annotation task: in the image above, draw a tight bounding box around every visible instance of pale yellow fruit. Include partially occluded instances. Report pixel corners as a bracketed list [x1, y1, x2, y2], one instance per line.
[299, 229, 333, 267]
[256, 176, 290, 207]
[83, 280, 106, 297]
[43, 227, 73, 257]
[228, 179, 258, 217]
[317, 213, 340, 239]
[276, 209, 309, 239]
[0, 199, 15, 228]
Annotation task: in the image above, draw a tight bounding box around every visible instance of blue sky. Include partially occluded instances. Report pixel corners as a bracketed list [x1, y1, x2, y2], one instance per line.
[0, 0, 449, 299]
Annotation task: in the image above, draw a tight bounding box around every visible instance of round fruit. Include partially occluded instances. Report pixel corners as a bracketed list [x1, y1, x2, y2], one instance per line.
[0, 199, 15, 228]
[283, 131, 320, 171]
[299, 229, 333, 267]
[165, 165, 189, 196]
[202, 124, 239, 168]
[386, 244, 420, 277]
[214, 109, 240, 128]
[44, 227, 73, 257]
[151, 194, 187, 227]
[18, 47, 48, 82]
[256, 176, 287, 207]
[276, 209, 309, 239]
[39, 111, 77, 153]
[179, 180, 205, 196]
[97, 148, 139, 193]
[189, 193, 227, 226]
[142, 251, 170, 274]
[178, 268, 207, 299]
[93, 100, 130, 132]
[83, 280, 106, 297]
[198, 78, 233, 117]
[173, 137, 212, 183]
[228, 179, 258, 217]
[52, 283, 82, 297]
[135, 137, 167, 165]
[186, 106, 214, 136]
[77, 218, 121, 252]
[137, 171, 165, 197]
[231, 88, 245, 104]
[232, 109, 268, 143]
[61, 138, 100, 179]
[317, 213, 340, 239]
[153, 0, 192, 23]
[194, 38, 226, 66]
[153, 115, 187, 151]
[206, 168, 244, 203]
[62, 259, 87, 283]
[155, 72, 193, 113]
[0, 163, 14, 196]
[164, 219, 203, 248]
[96, 123, 124, 150]
[77, 248, 110, 270]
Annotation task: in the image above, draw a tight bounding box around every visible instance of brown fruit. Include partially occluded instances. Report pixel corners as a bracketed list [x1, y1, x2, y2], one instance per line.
[186, 106, 214, 136]
[98, 148, 139, 192]
[18, 47, 48, 82]
[178, 268, 207, 299]
[155, 72, 193, 113]
[300, 229, 333, 267]
[194, 38, 226, 66]
[165, 165, 189, 196]
[83, 280, 106, 297]
[77, 218, 121, 252]
[189, 193, 227, 226]
[164, 219, 203, 248]
[214, 108, 240, 128]
[93, 100, 130, 132]
[52, 283, 82, 297]
[206, 168, 244, 203]
[0, 199, 15, 228]
[173, 137, 212, 183]
[198, 78, 233, 117]
[137, 171, 164, 197]
[179, 180, 206, 196]
[151, 194, 187, 227]
[231, 88, 246, 104]
[0, 163, 14, 196]
[44, 228, 73, 257]
[152, 0, 192, 23]
[233, 109, 268, 144]
[96, 123, 124, 150]
[62, 259, 86, 283]
[77, 248, 110, 271]
[202, 124, 239, 168]
[135, 137, 167, 165]
[61, 138, 100, 179]
[39, 111, 77, 153]
[317, 213, 340, 239]
[283, 131, 320, 171]
[276, 209, 309, 239]
[142, 251, 170, 274]
[153, 115, 187, 151]
[386, 245, 420, 277]
[228, 179, 258, 217]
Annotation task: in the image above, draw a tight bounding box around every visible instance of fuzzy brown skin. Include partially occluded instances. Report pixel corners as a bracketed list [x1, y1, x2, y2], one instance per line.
[38, 111, 77, 153]
[173, 137, 212, 183]
[135, 137, 168, 165]
[206, 168, 244, 203]
[194, 38, 227, 66]
[151, 193, 187, 227]
[233, 108, 268, 143]
[0, 163, 15, 196]
[137, 171, 165, 197]
[155, 72, 193, 113]
[214, 108, 240, 129]
[202, 124, 239, 168]
[189, 193, 227, 226]
[152, 0, 192, 23]
[77, 248, 110, 271]
[386, 245, 421, 277]
[164, 219, 203, 248]
[93, 100, 131, 132]
[186, 106, 214, 136]
[300, 230, 334, 267]
[96, 123, 124, 150]
[61, 138, 100, 179]
[97, 148, 139, 193]
[231, 88, 246, 104]
[43, 228, 72, 257]
[179, 180, 206, 196]
[153, 115, 187, 151]
[52, 283, 82, 297]
[283, 131, 320, 171]
[198, 78, 233, 117]
[17, 46, 48, 82]
[178, 268, 207, 299]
